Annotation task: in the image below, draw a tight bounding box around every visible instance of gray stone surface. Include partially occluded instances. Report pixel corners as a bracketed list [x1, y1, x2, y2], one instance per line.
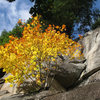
[0, 90, 9, 96]
[82, 28, 100, 72]
[42, 82, 100, 100]
[81, 28, 100, 83]
[51, 61, 86, 89]
[0, 82, 100, 100]
[0, 91, 60, 100]
[42, 55, 86, 90]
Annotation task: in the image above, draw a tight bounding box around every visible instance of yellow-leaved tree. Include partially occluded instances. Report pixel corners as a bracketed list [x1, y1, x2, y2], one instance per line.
[0, 15, 83, 91]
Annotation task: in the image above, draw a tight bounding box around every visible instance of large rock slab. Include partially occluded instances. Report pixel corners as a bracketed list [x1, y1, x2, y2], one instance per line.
[82, 28, 100, 72]
[0, 82, 100, 100]
[43, 82, 100, 100]
[0, 90, 60, 100]
[41, 55, 86, 90]
[50, 61, 86, 89]
[81, 28, 100, 83]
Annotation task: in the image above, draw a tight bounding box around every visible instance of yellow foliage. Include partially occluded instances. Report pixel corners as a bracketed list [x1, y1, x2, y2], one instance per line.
[0, 15, 83, 88]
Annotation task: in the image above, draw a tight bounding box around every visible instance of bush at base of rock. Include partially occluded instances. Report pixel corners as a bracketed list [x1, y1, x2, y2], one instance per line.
[0, 15, 83, 91]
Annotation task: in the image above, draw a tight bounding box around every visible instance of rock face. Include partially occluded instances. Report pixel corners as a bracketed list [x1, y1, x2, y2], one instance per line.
[52, 61, 86, 89]
[41, 56, 86, 90]
[43, 82, 100, 100]
[82, 27, 100, 83]
[0, 82, 100, 100]
[83, 28, 100, 71]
